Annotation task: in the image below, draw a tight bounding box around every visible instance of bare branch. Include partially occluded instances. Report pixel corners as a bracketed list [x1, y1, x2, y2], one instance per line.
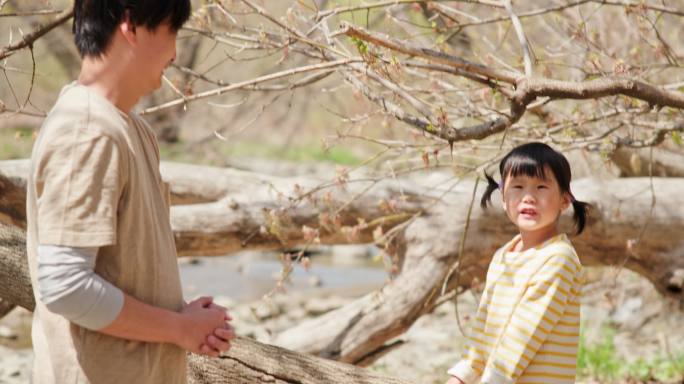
[0, 9, 64, 17]
[503, 0, 534, 77]
[315, 0, 503, 21]
[0, 9, 73, 61]
[341, 22, 520, 84]
[141, 58, 363, 115]
[170, 63, 334, 91]
[343, 66, 530, 143]
[451, 0, 684, 29]
[523, 77, 684, 109]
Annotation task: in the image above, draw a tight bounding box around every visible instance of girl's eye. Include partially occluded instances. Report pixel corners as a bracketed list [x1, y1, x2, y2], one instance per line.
[537, 185, 548, 189]
[512, 185, 523, 189]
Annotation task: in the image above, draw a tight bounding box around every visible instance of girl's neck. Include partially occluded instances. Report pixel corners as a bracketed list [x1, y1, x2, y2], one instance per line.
[513, 225, 560, 252]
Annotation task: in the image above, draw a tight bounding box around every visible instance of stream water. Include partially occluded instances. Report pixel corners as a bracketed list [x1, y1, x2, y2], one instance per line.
[179, 250, 389, 303]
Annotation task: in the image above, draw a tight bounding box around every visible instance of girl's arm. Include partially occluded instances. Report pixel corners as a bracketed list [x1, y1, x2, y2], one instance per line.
[480, 254, 580, 383]
[446, 289, 493, 383]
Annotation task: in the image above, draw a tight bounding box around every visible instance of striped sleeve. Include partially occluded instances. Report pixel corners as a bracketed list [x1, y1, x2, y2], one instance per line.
[480, 253, 579, 384]
[447, 317, 487, 383]
[447, 248, 506, 383]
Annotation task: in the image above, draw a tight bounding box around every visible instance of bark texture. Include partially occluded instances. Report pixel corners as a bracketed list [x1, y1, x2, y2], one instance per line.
[187, 337, 412, 384]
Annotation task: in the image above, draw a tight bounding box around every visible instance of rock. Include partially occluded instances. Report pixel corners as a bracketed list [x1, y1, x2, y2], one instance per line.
[669, 268, 684, 289]
[304, 296, 350, 316]
[0, 325, 17, 340]
[252, 302, 280, 320]
[213, 296, 236, 309]
[286, 307, 307, 321]
[178, 257, 202, 265]
[233, 322, 271, 342]
[272, 294, 303, 312]
[234, 305, 256, 322]
[0, 346, 32, 383]
[610, 296, 643, 327]
[331, 245, 375, 266]
[308, 275, 322, 287]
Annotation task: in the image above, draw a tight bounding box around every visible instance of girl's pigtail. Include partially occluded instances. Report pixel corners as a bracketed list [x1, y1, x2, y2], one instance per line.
[480, 173, 500, 209]
[571, 198, 590, 235]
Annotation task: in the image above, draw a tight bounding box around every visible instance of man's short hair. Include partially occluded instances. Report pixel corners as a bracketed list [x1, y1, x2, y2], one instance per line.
[73, 0, 192, 58]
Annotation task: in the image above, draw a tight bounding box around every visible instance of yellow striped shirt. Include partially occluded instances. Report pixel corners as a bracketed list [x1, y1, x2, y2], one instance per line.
[448, 233, 583, 384]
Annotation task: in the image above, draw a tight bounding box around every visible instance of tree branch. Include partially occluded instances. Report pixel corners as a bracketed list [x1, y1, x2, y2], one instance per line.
[0, 9, 73, 61]
[503, 0, 533, 77]
[341, 22, 520, 84]
[141, 58, 363, 115]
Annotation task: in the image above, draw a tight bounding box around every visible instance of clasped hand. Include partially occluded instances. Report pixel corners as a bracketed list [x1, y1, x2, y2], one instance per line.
[181, 296, 236, 357]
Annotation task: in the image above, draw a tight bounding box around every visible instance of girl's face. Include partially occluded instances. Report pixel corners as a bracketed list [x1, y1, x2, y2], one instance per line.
[501, 167, 571, 235]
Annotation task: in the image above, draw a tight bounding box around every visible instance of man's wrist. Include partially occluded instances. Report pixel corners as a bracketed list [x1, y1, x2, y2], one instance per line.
[165, 311, 186, 347]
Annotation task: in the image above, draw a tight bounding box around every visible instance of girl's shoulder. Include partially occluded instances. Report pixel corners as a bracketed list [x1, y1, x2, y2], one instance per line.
[536, 234, 582, 270]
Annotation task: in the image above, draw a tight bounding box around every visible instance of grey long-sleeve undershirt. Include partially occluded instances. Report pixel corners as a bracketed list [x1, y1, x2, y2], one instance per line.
[37, 245, 124, 330]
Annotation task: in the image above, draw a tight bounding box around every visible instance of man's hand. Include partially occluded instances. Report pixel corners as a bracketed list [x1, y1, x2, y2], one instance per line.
[446, 376, 465, 384]
[200, 301, 236, 356]
[178, 296, 232, 356]
[199, 322, 236, 356]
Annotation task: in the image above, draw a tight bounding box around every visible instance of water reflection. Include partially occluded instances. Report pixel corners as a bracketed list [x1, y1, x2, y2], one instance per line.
[179, 250, 388, 302]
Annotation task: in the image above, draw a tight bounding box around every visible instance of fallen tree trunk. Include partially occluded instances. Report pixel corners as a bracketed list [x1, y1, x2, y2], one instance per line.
[0, 163, 419, 383]
[0, 160, 426, 255]
[0, 222, 33, 310]
[0, 174, 416, 382]
[1, 160, 684, 369]
[274, 177, 684, 364]
[611, 147, 684, 177]
[187, 337, 412, 384]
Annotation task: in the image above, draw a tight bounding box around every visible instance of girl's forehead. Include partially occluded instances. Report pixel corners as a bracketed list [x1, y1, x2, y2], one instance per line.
[504, 166, 557, 182]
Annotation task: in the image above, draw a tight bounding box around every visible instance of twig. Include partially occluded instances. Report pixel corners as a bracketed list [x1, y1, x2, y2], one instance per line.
[452, 0, 684, 29]
[503, 0, 533, 77]
[240, 0, 344, 56]
[141, 58, 363, 115]
[341, 22, 519, 84]
[0, 9, 73, 61]
[171, 63, 334, 91]
[0, 9, 64, 17]
[441, 177, 480, 296]
[316, 0, 502, 21]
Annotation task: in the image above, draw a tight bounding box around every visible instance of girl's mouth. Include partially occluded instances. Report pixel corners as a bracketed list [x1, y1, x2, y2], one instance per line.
[519, 208, 537, 217]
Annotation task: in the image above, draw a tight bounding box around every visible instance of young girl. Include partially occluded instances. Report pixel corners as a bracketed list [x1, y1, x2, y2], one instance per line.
[446, 142, 589, 384]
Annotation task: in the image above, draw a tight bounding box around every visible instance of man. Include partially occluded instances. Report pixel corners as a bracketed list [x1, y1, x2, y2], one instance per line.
[25, 1, 235, 383]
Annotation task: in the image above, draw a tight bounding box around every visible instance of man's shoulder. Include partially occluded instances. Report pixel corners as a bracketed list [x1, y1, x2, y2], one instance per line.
[41, 83, 130, 143]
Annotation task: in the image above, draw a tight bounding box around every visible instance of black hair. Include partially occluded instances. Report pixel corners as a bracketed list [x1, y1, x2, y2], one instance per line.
[73, 0, 192, 57]
[480, 142, 590, 234]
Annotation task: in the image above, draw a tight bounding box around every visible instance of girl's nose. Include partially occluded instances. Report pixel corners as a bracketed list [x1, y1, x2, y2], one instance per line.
[522, 192, 536, 203]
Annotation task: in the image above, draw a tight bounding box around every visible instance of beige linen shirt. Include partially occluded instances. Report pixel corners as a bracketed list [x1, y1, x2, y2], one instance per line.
[26, 83, 186, 384]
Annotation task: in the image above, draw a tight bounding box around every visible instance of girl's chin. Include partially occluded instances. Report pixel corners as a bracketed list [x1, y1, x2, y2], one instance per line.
[516, 218, 539, 227]
[516, 220, 547, 231]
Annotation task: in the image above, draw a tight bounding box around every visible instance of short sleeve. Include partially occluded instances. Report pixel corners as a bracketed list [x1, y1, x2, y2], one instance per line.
[35, 131, 125, 247]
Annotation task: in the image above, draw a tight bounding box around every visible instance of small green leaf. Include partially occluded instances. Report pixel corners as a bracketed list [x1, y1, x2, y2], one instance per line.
[350, 36, 368, 55]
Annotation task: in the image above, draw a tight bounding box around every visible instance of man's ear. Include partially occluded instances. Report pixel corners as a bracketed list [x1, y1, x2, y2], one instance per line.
[119, 10, 137, 45]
